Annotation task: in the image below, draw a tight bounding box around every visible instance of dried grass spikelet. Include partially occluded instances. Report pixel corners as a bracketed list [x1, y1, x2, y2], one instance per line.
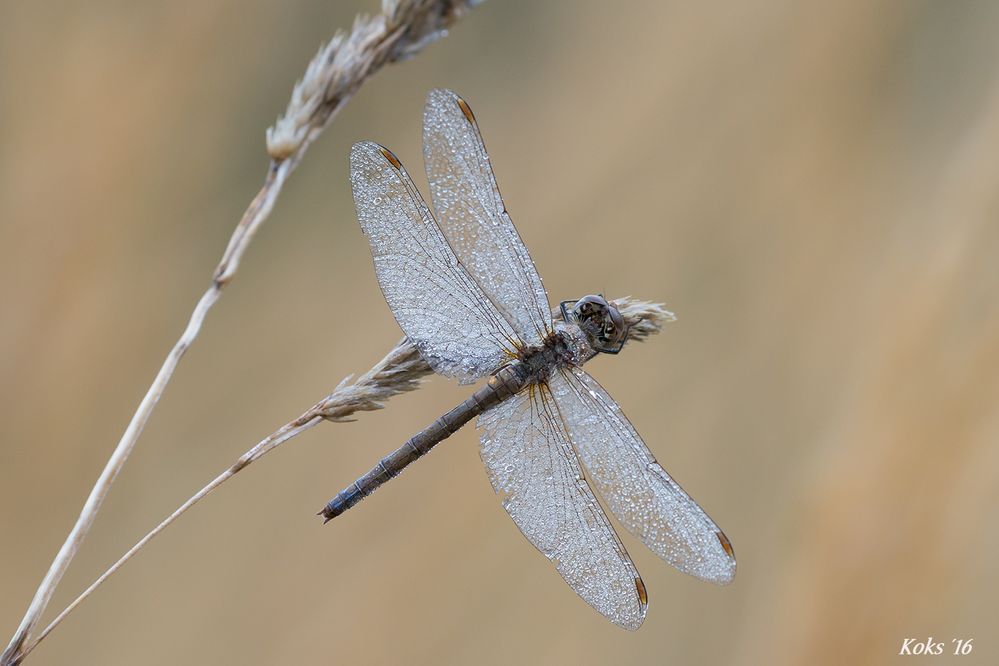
[267, 0, 482, 161]
[613, 297, 677, 342]
[317, 338, 427, 422]
[314, 296, 676, 422]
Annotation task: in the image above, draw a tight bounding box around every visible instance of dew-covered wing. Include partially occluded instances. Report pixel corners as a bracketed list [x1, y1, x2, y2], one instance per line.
[423, 89, 551, 348]
[550, 367, 737, 584]
[478, 384, 648, 630]
[350, 141, 519, 383]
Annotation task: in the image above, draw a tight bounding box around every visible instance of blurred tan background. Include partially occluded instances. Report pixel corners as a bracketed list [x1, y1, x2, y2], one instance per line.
[2, 1, 998, 664]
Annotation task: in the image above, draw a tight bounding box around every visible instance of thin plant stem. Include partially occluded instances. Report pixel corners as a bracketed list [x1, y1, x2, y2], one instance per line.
[0, 155, 292, 666]
[26, 416, 324, 657]
[1, 2, 480, 664]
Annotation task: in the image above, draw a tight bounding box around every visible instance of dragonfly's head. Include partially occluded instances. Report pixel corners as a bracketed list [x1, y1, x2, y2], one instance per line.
[562, 295, 628, 355]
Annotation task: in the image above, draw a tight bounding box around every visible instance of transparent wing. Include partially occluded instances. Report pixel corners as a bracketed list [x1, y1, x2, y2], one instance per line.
[478, 384, 647, 630]
[350, 141, 519, 383]
[550, 367, 737, 584]
[423, 88, 552, 348]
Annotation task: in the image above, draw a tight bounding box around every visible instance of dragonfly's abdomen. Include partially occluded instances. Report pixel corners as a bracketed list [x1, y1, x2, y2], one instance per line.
[319, 364, 525, 522]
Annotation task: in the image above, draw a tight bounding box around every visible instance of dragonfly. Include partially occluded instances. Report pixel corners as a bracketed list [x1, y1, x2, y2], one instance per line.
[320, 89, 736, 629]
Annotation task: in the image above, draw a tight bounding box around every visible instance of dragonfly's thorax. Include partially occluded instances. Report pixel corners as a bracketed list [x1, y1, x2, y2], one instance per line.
[510, 321, 596, 387]
[551, 320, 599, 367]
[555, 321, 600, 365]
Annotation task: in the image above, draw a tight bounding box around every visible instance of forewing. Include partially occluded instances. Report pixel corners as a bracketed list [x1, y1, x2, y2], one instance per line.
[423, 89, 552, 348]
[350, 141, 519, 383]
[478, 385, 647, 630]
[550, 367, 737, 584]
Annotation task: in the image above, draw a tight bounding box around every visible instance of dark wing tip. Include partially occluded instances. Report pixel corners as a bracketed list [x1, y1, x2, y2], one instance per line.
[426, 88, 477, 125]
[378, 146, 403, 170]
[349, 141, 403, 171]
[717, 531, 735, 558]
[618, 577, 648, 631]
[713, 531, 737, 585]
[455, 95, 477, 125]
[635, 576, 648, 610]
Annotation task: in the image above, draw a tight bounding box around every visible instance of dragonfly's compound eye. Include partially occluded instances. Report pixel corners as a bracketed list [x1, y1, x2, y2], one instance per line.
[601, 303, 627, 351]
[572, 295, 627, 353]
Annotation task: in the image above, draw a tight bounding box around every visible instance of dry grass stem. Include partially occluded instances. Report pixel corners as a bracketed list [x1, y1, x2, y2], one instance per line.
[23, 297, 670, 656]
[1, 2, 480, 664]
[267, 0, 483, 162]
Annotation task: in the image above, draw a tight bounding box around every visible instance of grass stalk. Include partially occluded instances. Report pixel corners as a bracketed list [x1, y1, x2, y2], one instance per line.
[1, 2, 480, 663]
